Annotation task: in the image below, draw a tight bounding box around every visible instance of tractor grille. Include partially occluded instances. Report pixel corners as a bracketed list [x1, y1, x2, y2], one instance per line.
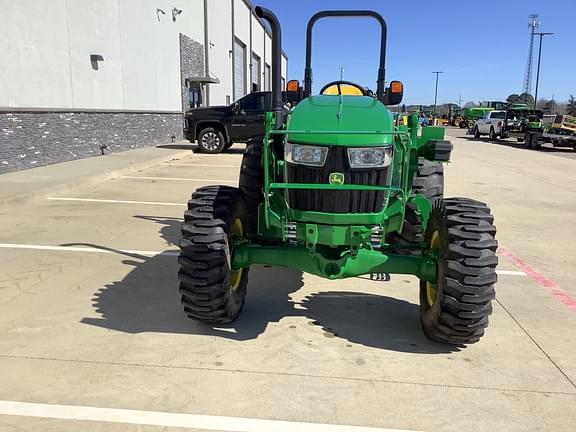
[286, 147, 390, 213]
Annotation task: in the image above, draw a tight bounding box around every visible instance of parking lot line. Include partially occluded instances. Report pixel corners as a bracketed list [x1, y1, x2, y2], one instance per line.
[499, 246, 576, 312]
[0, 400, 417, 432]
[0, 242, 526, 278]
[496, 270, 527, 276]
[47, 197, 186, 206]
[165, 163, 241, 168]
[121, 176, 237, 183]
[0, 243, 179, 257]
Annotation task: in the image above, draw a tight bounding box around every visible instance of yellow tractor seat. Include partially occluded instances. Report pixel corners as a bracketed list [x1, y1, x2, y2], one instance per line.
[319, 80, 366, 96]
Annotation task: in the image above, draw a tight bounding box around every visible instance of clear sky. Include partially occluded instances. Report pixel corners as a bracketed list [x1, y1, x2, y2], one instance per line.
[256, 0, 575, 105]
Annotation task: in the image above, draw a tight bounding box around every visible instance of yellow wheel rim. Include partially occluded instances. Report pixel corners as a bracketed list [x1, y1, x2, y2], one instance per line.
[426, 230, 440, 307]
[229, 218, 243, 290]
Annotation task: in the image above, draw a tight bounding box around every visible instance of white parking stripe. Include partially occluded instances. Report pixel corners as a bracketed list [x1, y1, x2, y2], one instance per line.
[496, 270, 527, 276]
[165, 163, 241, 168]
[0, 243, 178, 257]
[47, 197, 185, 206]
[0, 400, 417, 432]
[121, 176, 237, 183]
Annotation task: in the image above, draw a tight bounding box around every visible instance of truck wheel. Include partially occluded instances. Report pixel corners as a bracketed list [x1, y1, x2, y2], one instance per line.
[459, 121, 467, 129]
[178, 186, 249, 323]
[473, 126, 480, 139]
[524, 133, 533, 149]
[388, 158, 444, 249]
[531, 133, 542, 150]
[516, 137, 524, 143]
[239, 137, 264, 233]
[420, 198, 497, 345]
[488, 127, 497, 141]
[197, 128, 226, 154]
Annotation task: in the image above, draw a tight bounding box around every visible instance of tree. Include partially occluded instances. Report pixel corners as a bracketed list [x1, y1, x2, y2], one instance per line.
[463, 101, 476, 108]
[506, 94, 522, 104]
[508, 93, 534, 106]
[567, 95, 576, 116]
[519, 93, 535, 106]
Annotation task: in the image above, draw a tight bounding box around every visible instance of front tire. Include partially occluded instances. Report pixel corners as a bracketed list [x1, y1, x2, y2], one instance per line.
[178, 186, 249, 323]
[197, 128, 226, 154]
[420, 198, 498, 345]
[473, 126, 480, 139]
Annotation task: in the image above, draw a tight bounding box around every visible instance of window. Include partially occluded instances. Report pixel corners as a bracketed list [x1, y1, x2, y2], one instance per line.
[264, 63, 271, 91]
[234, 38, 246, 101]
[239, 93, 269, 111]
[251, 53, 261, 92]
[490, 112, 506, 119]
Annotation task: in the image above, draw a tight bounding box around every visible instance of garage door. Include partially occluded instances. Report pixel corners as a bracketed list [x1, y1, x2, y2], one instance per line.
[234, 38, 246, 101]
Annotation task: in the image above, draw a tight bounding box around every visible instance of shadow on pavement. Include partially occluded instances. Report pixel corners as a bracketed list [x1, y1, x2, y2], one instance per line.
[157, 143, 245, 154]
[462, 136, 575, 154]
[80, 216, 458, 353]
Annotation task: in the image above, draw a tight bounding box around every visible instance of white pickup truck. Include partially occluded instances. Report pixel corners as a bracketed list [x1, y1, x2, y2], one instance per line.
[473, 110, 507, 140]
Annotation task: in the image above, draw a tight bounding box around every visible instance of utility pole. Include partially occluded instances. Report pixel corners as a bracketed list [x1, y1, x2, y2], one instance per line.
[339, 67, 344, 81]
[533, 32, 553, 109]
[432, 71, 444, 117]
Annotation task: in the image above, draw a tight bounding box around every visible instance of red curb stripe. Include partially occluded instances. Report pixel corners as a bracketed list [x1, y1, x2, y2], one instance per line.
[498, 246, 576, 312]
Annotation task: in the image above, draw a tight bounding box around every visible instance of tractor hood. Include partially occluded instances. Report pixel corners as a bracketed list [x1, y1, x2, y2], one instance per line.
[286, 95, 394, 146]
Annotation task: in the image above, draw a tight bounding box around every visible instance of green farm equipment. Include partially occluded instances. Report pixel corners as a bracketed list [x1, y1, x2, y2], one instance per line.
[177, 7, 498, 345]
[460, 106, 494, 129]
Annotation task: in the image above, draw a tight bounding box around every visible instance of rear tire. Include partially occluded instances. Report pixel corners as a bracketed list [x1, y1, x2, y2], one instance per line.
[525, 133, 533, 149]
[473, 126, 480, 139]
[197, 128, 226, 154]
[420, 198, 498, 345]
[459, 120, 467, 129]
[489, 127, 497, 141]
[388, 158, 444, 249]
[178, 186, 249, 323]
[531, 133, 541, 149]
[239, 136, 264, 233]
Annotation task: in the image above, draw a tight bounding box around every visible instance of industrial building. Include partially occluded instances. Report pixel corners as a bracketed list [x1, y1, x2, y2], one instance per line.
[0, 0, 288, 173]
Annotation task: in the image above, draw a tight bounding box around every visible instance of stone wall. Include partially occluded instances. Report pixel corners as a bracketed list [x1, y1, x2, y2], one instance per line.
[180, 33, 206, 111]
[0, 111, 183, 174]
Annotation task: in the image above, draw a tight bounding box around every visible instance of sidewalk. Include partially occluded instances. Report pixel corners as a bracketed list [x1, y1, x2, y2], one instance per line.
[0, 144, 193, 208]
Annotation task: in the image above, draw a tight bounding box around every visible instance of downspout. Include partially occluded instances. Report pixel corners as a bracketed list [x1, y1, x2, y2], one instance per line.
[231, 0, 235, 101]
[203, 0, 210, 105]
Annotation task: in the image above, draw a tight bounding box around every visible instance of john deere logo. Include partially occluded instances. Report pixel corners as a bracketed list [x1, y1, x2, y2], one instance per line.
[329, 172, 345, 185]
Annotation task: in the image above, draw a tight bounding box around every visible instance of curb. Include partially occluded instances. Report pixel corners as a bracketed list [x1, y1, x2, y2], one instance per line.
[0, 148, 193, 209]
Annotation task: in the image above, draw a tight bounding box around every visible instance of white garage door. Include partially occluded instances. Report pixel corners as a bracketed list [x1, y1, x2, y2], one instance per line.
[234, 39, 246, 101]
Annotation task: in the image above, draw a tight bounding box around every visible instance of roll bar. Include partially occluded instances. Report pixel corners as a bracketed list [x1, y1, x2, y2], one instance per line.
[304, 11, 388, 102]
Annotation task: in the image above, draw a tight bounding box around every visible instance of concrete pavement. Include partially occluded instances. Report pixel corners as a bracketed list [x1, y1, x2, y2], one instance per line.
[0, 132, 575, 431]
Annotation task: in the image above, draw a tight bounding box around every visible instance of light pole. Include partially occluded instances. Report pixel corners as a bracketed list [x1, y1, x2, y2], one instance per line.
[432, 71, 444, 117]
[533, 32, 553, 109]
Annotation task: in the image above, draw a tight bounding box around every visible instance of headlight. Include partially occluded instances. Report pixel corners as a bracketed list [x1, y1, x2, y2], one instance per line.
[347, 147, 393, 168]
[285, 143, 328, 166]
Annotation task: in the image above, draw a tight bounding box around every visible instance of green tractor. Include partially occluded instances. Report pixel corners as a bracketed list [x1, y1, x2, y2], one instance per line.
[178, 8, 498, 345]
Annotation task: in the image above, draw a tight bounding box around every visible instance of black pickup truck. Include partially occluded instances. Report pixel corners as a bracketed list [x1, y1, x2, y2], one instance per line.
[184, 92, 272, 154]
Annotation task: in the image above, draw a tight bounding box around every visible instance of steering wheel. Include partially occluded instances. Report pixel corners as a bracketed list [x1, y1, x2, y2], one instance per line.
[319, 80, 366, 96]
